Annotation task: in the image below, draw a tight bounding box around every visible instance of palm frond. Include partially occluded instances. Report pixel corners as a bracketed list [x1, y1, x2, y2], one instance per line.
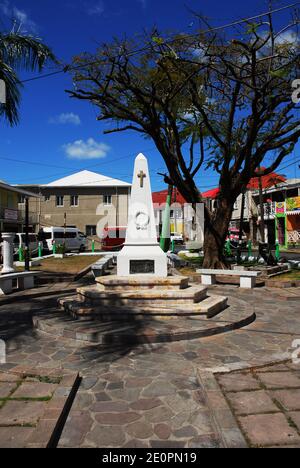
[0, 31, 56, 125]
[0, 33, 56, 71]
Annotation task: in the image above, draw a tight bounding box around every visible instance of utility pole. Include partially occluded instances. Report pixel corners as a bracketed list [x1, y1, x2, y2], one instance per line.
[237, 192, 246, 263]
[24, 197, 30, 271]
[160, 184, 173, 253]
[258, 174, 266, 243]
[64, 212, 67, 248]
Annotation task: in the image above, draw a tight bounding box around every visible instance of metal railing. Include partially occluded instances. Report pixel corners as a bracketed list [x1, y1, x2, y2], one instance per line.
[288, 230, 300, 244]
[258, 202, 276, 218]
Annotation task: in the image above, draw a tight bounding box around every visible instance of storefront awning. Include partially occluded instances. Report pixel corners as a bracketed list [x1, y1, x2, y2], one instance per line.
[287, 211, 300, 215]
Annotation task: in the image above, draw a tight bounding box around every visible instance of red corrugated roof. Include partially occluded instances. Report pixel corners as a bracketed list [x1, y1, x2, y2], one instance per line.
[201, 188, 220, 199]
[152, 188, 187, 205]
[247, 171, 286, 190]
[202, 170, 286, 200]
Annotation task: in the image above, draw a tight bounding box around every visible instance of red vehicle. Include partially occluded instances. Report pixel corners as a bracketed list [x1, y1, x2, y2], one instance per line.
[226, 227, 247, 248]
[101, 227, 127, 251]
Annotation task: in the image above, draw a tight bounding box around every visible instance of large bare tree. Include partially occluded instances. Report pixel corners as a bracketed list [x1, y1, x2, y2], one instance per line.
[67, 9, 300, 268]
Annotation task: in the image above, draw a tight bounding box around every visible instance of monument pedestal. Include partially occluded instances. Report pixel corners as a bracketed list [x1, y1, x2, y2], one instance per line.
[117, 153, 168, 278]
[117, 245, 168, 277]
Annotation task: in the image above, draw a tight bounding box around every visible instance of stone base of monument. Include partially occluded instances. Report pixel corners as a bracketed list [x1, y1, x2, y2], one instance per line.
[33, 290, 255, 345]
[117, 246, 168, 277]
[57, 275, 228, 322]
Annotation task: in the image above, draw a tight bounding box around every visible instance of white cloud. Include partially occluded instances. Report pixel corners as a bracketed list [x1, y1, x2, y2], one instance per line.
[49, 113, 81, 126]
[275, 30, 299, 46]
[88, 1, 105, 15]
[63, 138, 110, 160]
[0, 1, 37, 32]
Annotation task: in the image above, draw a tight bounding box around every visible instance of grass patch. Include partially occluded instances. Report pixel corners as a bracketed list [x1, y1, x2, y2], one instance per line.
[26, 255, 102, 275]
[178, 254, 204, 265]
[270, 270, 300, 281]
[25, 374, 62, 385]
[0, 396, 52, 402]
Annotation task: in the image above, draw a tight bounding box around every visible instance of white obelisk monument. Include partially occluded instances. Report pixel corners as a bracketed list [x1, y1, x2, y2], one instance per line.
[117, 153, 168, 277]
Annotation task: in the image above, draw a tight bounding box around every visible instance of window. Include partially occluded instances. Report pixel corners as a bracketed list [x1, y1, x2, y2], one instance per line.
[70, 195, 79, 207]
[19, 195, 25, 204]
[234, 201, 239, 210]
[56, 196, 64, 207]
[44, 195, 50, 202]
[86, 225, 97, 236]
[103, 195, 112, 206]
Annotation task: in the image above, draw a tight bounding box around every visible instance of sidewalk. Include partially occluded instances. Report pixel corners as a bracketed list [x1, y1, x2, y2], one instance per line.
[0, 281, 299, 447]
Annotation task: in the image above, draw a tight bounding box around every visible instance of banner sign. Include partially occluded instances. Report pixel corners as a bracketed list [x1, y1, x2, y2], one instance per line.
[286, 196, 300, 212]
[275, 202, 286, 215]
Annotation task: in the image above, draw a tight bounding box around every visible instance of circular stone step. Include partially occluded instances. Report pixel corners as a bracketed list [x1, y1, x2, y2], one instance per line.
[33, 296, 256, 345]
[58, 294, 228, 320]
[96, 275, 189, 291]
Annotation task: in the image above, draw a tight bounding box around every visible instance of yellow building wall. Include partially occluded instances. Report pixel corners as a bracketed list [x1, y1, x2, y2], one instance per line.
[0, 188, 18, 210]
[170, 222, 184, 235]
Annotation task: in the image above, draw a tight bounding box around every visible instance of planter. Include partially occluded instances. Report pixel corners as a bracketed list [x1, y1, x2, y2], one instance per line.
[185, 241, 203, 252]
[15, 259, 41, 267]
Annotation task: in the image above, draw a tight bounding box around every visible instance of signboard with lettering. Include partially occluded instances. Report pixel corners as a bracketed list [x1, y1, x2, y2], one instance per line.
[4, 209, 18, 221]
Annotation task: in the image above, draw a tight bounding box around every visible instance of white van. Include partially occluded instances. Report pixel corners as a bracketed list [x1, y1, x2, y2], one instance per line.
[40, 227, 87, 253]
[13, 233, 39, 256]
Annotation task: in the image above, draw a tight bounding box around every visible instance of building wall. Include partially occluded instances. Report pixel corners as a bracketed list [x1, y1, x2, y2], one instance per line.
[20, 186, 130, 241]
[0, 187, 20, 232]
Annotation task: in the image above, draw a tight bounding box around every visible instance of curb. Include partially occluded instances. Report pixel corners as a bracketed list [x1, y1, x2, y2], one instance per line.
[196, 370, 248, 448]
[33, 310, 256, 345]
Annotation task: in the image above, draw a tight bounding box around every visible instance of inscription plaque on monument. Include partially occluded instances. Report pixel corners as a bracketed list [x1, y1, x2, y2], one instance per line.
[130, 260, 155, 275]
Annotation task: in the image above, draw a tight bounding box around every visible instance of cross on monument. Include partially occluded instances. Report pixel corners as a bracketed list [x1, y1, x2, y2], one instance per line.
[138, 170, 147, 188]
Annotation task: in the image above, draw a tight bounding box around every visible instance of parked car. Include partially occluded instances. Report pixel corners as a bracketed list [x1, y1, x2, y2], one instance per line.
[170, 232, 184, 244]
[13, 233, 39, 256]
[226, 228, 247, 248]
[39, 227, 87, 252]
[101, 227, 127, 251]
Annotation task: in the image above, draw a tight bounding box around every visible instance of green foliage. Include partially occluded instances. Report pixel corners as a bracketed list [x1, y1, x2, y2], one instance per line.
[0, 31, 56, 125]
[56, 244, 66, 255]
[246, 22, 260, 34]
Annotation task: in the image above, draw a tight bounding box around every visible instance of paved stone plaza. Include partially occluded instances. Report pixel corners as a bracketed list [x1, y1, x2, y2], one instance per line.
[0, 277, 300, 448]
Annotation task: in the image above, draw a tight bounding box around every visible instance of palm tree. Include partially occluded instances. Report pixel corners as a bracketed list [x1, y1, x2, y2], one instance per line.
[0, 31, 56, 125]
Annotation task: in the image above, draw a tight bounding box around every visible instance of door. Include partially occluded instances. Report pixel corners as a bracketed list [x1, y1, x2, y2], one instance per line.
[277, 218, 286, 245]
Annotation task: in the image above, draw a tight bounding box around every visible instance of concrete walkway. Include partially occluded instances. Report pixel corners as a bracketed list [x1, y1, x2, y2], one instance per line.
[0, 278, 299, 448]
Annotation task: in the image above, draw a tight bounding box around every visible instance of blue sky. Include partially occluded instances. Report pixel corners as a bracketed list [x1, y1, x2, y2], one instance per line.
[0, 0, 299, 192]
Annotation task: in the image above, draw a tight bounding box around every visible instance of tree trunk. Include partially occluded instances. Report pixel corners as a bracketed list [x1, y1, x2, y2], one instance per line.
[203, 197, 234, 269]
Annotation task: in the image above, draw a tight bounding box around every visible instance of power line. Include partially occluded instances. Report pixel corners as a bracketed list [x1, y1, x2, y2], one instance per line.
[18, 2, 300, 85]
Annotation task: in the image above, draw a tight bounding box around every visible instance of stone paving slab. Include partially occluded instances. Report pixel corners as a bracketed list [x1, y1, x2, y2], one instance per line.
[1, 283, 300, 448]
[238, 413, 300, 446]
[0, 426, 35, 448]
[0, 382, 18, 398]
[216, 361, 300, 448]
[270, 389, 300, 411]
[0, 365, 79, 448]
